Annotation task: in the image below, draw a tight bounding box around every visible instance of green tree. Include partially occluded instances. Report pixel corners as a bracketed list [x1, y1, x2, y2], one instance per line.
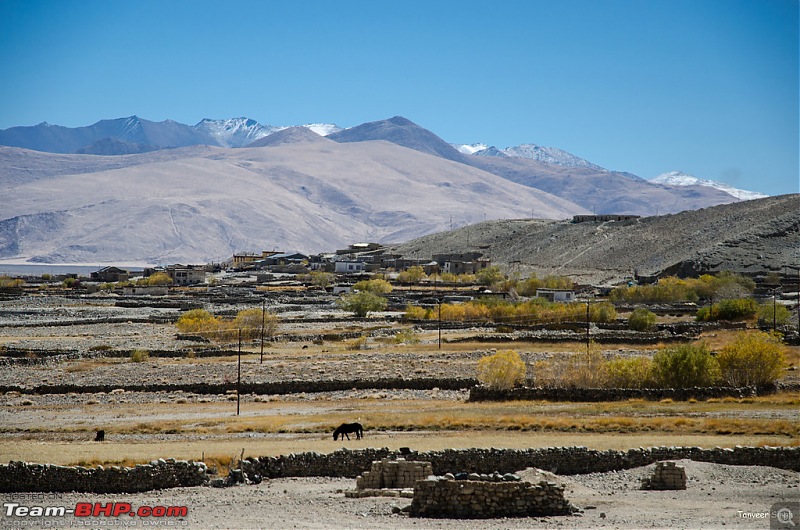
[309, 271, 334, 288]
[337, 291, 387, 317]
[696, 298, 757, 321]
[652, 342, 720, 388]
[477, 266, 504, 286]
[716, 331, 786, 387]
[757, 301, 792, 328]
[628, 308, 657, 331]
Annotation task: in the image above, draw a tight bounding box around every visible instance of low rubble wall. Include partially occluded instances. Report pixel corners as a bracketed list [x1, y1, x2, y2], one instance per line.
[409, 477, 571, 518]
[239, 445, 800, 482]
[0, 459, 208, 493]
[0, 377, 478, 395]
[3, 446, 797, 493]
[468, 384, 765, 402]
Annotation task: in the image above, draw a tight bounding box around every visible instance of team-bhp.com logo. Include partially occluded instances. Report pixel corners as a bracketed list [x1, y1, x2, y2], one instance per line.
[4, 502, 188, 525]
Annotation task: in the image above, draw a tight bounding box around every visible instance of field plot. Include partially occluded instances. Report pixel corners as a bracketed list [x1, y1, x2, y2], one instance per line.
[1, 288, 798, 528]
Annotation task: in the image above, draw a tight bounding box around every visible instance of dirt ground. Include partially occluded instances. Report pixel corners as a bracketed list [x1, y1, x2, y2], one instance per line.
[2, 459, 797, 529]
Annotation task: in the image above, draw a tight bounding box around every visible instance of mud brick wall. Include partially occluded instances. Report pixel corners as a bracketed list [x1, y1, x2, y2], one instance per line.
[0, 459, 208, 493]
[409, 477, 572, 518]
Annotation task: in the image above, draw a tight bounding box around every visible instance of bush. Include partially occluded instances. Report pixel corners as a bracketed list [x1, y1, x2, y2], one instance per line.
[716, 331, 786, 387]
[337, 291, 387, 317]
[652, 343, 720, 388]
[590, 302, 618, 323]
[477, 350, 526, 390]
[346, 335, 369, 350]
[560, 349, 608, 388]
[628, 308, 657, 331]
[233, 308, 279, 341]
[404, 305, 429, 320]
[353, 278, 393, 294]
[309, 271, 334, 288]
[397, 266, 426, 283]
[0, 275, 24, 290]
[757, 302, 792, 328]
[176, 308, 220, 335]
[130, 349, 150, 363]
[144, 272, 173, 286]
[696, 298, 757, 321]
[604, 356, 655, 388]
[392, 329, 420, 344]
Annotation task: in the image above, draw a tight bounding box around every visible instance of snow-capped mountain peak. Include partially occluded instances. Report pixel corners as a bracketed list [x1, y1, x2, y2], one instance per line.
[454, 141, 606, 170]
[453, 143, 489, 155]
[302, 123, 342, 136]
[193, 117, 280, 148]
[500, 144, 607, 171]
[650, 171, 768, 200]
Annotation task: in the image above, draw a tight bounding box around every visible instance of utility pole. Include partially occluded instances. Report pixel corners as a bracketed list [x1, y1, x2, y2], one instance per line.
[586, 299, 590, 355]
[237, 328, 242, 416]
[438, 301, 442, 350]
[260, 298, 266, 364]
[773, 292, 777, 331]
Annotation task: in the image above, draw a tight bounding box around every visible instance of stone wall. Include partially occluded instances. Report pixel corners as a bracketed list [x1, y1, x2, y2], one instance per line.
[469, 385, 763, 402]
[3, 446, 797, 493]
[239, 445, 800, 482]
[0, 459, 208, 493]
[409, 477, 572, 518]
[641, 461, 687, 490]
[0, 377, 477, 395]
[355, 458, 433, 490]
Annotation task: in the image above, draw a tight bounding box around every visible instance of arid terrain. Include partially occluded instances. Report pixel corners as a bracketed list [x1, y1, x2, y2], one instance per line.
[1, 288, 798, 529]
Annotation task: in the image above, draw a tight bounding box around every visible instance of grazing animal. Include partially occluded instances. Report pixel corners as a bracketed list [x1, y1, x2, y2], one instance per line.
[333, 422, 363, 441]
[94, 430, 105, 442]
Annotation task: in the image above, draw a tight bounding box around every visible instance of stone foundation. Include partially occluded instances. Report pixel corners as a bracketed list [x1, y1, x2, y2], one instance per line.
[409, 476, 572, 518]
[355, 458, 432, 490]
[641, 461, 687, 490]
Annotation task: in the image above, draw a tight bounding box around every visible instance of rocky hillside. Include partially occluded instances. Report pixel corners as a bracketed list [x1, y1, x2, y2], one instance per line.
[389, 194, 800, 285]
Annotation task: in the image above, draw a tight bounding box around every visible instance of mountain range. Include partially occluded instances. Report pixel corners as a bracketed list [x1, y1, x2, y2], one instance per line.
[0, 115, 773, 266]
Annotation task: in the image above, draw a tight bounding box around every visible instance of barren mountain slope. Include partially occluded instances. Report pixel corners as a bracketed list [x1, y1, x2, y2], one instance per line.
[389, 194, 800, 284]
[467, 155, 740, 215]
[0, 145, 219, 185]
[0, 140, 587, 264]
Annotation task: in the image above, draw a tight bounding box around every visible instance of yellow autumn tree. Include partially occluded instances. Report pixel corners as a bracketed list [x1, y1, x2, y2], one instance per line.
[477, 349, 526, 390]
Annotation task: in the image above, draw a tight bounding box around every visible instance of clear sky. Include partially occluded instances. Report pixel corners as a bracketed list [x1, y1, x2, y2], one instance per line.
[1, 0, 797, 196]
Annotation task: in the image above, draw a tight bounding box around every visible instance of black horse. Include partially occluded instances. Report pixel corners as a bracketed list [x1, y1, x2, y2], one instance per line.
[333, 422, 363, 441]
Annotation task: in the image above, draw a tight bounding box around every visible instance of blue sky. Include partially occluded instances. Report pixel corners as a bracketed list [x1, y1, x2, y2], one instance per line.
[1, 0, 797, 196]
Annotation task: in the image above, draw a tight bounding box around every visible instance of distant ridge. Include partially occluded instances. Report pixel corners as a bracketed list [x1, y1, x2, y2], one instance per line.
[247, 126, 327, 147]
[327, 116, 467, 162]
[390, 194, 800, 285]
